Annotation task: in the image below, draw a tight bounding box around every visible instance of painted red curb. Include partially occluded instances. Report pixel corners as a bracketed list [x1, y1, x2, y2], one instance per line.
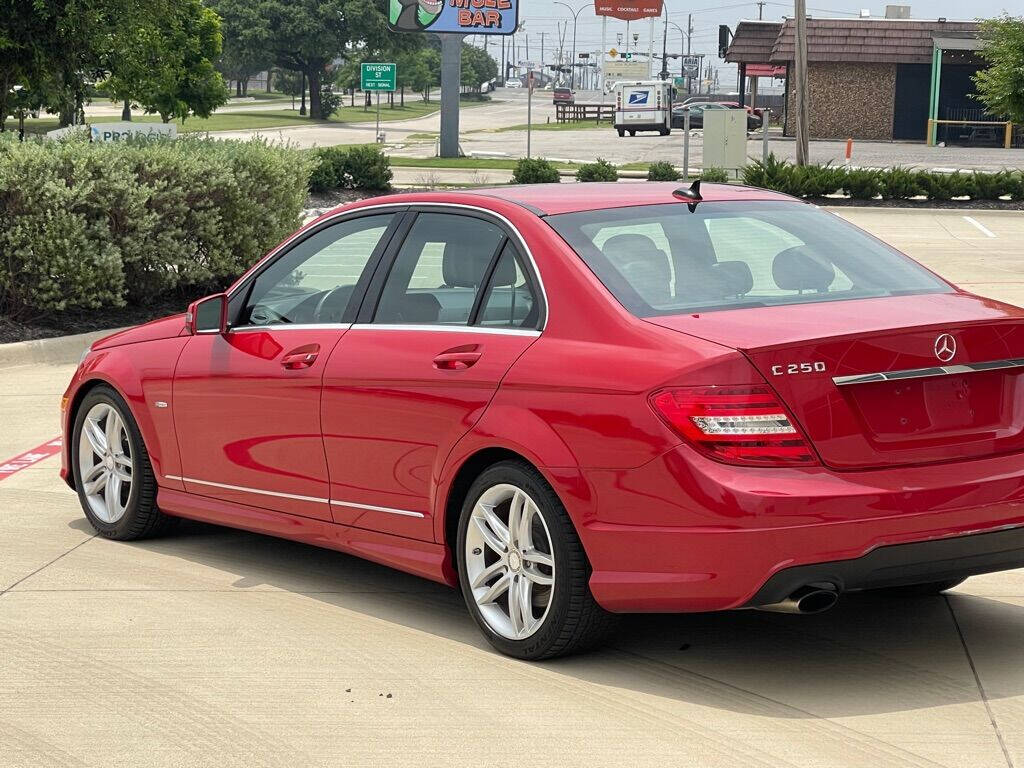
[0, 437, 63, 481]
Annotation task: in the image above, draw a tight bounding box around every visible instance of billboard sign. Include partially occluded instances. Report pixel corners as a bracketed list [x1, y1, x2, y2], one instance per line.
[389, 0, 519, 35]
[593, 0, 663, 21]
[603, 59, 651, 88]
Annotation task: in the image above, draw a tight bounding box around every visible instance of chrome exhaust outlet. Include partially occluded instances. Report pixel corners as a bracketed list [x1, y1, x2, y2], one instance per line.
[756, 584, 839, 614]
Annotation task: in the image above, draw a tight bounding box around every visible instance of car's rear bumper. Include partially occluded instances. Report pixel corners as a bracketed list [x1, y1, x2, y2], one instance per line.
[575, 445, 1024, 612]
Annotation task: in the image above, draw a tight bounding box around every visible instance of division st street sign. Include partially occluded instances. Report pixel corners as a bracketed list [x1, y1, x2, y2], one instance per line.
[361, 62, 397, 92]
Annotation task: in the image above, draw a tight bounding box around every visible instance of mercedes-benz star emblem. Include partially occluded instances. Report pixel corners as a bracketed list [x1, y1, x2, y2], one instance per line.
[934, 333, 957, 363]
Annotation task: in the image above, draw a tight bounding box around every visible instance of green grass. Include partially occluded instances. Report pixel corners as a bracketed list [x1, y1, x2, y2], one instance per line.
[406, 132, 439, 140]
[492, 120, 610, 133]
[22, 96, 483, 136]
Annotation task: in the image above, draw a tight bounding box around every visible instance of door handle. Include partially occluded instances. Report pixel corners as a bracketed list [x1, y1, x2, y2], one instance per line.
[281, 344, 320, 370]
[433, 351, 482, 371]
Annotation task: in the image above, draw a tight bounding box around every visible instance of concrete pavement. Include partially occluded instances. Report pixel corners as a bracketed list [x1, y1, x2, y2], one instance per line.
[1, 207, 1023, 767]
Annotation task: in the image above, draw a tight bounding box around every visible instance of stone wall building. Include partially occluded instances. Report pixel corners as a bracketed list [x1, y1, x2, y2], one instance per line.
[725, 18, 984, 142]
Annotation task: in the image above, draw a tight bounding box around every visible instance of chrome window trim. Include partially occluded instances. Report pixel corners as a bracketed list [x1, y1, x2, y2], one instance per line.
[349, 323, 541, 338]
[832, 357, 1024, 387]
[229, 323, 353, 333]
[226, 201, 549, 330]
[164, 475, 425, 518]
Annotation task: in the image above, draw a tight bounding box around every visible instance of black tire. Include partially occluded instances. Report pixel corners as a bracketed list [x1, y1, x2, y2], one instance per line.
[871, 578, 966, 597]
[628, 130, 636, 136]
[72, 385, 174, 540]
[660, 127, 670, 136]
[617, 128, 625, 137]
[456, 460, 617, 660]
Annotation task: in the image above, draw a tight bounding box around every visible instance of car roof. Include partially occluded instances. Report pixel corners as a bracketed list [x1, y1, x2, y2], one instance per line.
[337, 182, 794, 218]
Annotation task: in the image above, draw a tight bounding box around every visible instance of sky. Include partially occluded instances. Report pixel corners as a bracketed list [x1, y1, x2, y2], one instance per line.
[466, 0, 1018, 90]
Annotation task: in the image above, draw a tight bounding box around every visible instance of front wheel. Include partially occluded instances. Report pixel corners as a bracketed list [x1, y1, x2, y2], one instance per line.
[616, 128, 625, 137]
[72, 385, 173, 540]
[456, 461, 616, 660]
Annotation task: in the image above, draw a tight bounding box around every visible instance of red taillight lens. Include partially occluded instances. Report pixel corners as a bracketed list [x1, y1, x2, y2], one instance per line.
[650, 385, 818, 467]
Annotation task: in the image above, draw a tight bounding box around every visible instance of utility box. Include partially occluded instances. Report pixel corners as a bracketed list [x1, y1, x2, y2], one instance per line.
[701, 109, 747, 172]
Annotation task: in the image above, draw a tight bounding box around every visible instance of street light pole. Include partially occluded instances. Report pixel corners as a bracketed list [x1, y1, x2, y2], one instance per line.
[554, 2, 584, 90]
[660, 7, 670, 80]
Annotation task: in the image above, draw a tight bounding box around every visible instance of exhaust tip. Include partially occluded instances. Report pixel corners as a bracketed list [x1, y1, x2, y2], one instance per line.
[795, 588, 839, 614]
[755, 584, 839, 614]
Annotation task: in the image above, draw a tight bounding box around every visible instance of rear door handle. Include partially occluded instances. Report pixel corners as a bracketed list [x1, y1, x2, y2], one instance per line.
[282, 344, 320, 370]
[433, 351, 482, 371]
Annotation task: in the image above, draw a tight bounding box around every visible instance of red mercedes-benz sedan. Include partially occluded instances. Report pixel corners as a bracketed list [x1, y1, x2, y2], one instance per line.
[61, 182, 1024, 659]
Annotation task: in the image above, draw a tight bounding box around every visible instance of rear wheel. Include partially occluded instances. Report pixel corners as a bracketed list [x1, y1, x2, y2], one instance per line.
[72, 386, 173, 540]
[872, 578, 966, 597]
[628, 130, 636, 137]
[456, 461, 616, 660]
[617, 128, 625, 137]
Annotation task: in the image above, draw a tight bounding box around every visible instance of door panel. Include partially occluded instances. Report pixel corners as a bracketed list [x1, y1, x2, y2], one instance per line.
[173, 328, 344, 520]
[321, 328, 538, 539]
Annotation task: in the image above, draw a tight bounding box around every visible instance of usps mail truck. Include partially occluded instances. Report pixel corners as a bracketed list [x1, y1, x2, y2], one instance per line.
[613, 80, 673, 137]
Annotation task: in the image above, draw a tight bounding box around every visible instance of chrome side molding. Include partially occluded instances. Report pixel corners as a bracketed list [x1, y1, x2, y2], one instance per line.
[833, 357, 1024, 387]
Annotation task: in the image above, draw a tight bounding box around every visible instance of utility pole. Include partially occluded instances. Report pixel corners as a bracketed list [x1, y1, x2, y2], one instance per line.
[757, 1, 765, 19]
[794, 0, 810, 164]
[554, 2, 583, 90]
[660, 8, 670, 80]
[686, 13, 693, 93]
[539, 32, 546, 71]
[440, 34, 464, 158]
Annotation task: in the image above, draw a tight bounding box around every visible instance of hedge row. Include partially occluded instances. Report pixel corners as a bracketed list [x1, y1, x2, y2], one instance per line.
[0, 136, 313, 316]
[743, 154, 1024, 201]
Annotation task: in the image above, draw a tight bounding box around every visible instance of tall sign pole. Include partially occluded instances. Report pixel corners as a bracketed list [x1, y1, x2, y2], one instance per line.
[361, 62, 397, 143]
[388, 0, 519, 159]
[794, 0, 810, 165]
[439, 35, 463, 158]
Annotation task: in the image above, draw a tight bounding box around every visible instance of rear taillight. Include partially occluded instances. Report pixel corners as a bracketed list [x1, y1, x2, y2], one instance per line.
[650, 385, 818, 467]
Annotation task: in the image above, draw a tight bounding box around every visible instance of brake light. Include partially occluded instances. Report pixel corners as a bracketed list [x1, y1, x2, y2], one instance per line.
[650, 385, 818, 466]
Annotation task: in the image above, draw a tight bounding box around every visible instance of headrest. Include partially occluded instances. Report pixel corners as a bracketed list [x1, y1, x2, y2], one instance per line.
[709, 260, 754, 297]
[490, 251, 520, 286]
[442, 240, 492, 288]
[772, 247, 835, 293]
[396, 293, 440, 323]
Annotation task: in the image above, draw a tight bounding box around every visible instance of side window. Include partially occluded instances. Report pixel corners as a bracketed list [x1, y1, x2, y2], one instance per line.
[373, 213, 505, 325]
[704, 217, 853, 295]
[241, 214, 395, 326]
[476, 243, 539, 329]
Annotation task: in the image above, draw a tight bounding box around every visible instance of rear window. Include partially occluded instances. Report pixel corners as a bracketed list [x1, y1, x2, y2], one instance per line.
[546, 201, 950, 316]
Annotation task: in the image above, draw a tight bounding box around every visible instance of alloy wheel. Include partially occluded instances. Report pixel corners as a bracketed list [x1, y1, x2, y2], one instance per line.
[78, 402, 134, 524]
[464, 483, 555, 640]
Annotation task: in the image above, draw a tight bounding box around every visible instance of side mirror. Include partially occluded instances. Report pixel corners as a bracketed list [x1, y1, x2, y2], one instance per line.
[185, 293, 228, 335]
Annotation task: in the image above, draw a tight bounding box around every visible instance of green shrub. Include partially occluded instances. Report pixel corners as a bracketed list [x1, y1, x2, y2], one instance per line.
[0, 136, 312, 315]
[309, 145, 392, 192]
[843, 168, 882, 200]
[918, 171, 975, 201]
[793, 163, 845, 197]
[647, 161, 681, 181]
[972, 170, 1014, 200]
[878, 166, 921, 200]
[741, 153, 791, 190]
[1007, 172, 1024, 201]
[343, 145, 392, 190]
[576, 157, 618, 182]
[512, 157, 561, 184]
[699, 166, 729, 182]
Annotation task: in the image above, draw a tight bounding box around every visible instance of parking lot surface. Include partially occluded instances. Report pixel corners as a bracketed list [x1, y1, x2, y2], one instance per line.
[1, 208, 1023, 767]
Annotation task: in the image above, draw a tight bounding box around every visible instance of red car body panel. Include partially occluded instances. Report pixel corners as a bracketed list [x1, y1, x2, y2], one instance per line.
[61, 184, 1024, 612]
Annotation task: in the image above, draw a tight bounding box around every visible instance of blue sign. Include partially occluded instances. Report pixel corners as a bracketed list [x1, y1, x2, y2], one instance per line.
[628, 91, 649, 105]
[389, 0, 519, 35]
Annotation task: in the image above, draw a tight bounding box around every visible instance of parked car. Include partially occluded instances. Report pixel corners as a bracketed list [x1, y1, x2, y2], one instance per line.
[505, 78, 522, 88]
[552, 87, 574, 105]
[672, 102, 761, 130]
[715, 101, 765, 128]
[63, 183, 1024, 661]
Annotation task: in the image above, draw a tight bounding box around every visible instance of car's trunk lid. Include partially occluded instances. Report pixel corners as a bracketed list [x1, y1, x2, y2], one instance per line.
[646, 293, 1024, 469]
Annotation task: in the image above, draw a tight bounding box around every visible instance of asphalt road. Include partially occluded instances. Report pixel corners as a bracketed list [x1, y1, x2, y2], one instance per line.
[2, 207, 1023, 767]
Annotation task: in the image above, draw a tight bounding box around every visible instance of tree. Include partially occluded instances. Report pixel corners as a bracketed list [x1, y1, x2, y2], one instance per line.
[103, 0, 228, 122]
[245, 0, 387, 119]
[460, 42, 497, 95]
[973, 15, 1024, 123]
[206, 0, 272, 96]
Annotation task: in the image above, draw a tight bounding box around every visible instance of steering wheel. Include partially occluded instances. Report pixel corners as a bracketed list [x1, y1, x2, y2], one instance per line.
[313, 286, 351, 324]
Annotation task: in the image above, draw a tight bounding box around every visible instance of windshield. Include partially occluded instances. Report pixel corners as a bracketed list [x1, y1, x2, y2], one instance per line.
[546, 201, 951, 317]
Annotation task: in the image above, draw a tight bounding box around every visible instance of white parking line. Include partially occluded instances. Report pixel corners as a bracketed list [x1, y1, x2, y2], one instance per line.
[963, 216, 997, 238]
